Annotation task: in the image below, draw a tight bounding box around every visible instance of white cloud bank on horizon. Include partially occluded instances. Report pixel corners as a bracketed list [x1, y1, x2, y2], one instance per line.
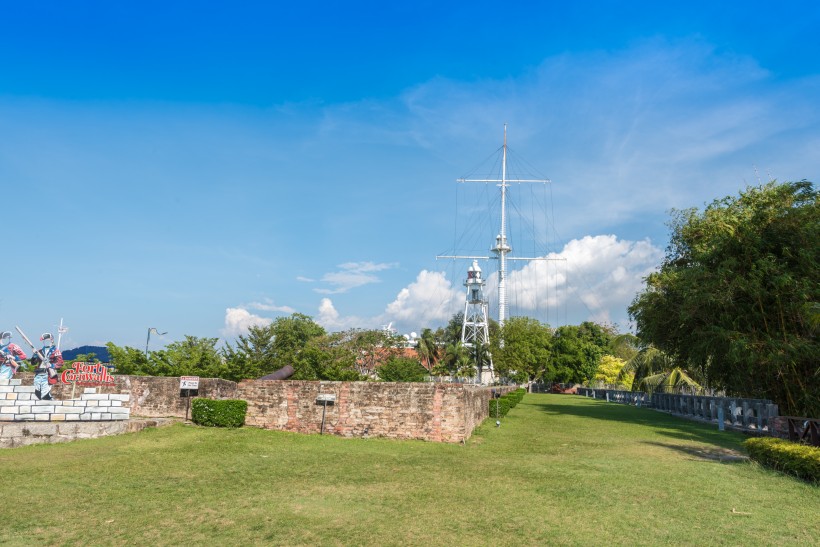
[219, 234, 662, 337]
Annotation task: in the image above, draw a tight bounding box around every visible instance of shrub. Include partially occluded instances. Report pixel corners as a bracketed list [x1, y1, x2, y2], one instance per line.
[378, 356, 428, 382]
[489, 397, 512, 419]
[744, 437, 820, 484]
[191, 398, 248, 428]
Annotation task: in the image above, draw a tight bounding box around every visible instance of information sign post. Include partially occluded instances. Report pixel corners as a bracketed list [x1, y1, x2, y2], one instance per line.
[180, 376, 200, 421]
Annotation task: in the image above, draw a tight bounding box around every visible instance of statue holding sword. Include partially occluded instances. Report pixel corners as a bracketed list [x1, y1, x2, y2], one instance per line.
[15, 327, 63, 400]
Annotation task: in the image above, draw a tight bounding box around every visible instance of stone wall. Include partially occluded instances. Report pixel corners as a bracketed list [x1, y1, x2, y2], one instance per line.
[11, 373, 515, 443]
[16, 373, 236, 418]
[236, 381, 512, 443]
[0, 419, 172, 449]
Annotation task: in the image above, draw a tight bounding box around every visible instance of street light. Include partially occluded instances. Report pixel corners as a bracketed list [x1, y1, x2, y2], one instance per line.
[145, 327, 168, 356]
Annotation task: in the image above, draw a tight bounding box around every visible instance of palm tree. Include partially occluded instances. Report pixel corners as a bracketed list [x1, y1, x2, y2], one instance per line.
[618, 346, 701, 394]
[472, 341, 491, 384]
[438, 341, 466, 377]
[416, 328, 439, 372]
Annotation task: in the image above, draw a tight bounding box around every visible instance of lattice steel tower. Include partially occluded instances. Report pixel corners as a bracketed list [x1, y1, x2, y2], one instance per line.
[461, 260, 494, 384]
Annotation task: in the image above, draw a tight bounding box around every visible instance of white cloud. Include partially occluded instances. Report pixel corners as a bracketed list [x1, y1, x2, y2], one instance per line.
[315, 261, 399, 294]
[315, 298, 366, 331]
[312, 236, 660, 335]
[221, 307, 273, 337]
[246, 299, 295, 313]
[494, 235, 663, 328]
[382, 270, 461, 331]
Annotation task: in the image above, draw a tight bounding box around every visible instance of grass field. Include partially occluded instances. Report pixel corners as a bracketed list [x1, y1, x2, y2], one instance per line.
[1, 394, 818, 545]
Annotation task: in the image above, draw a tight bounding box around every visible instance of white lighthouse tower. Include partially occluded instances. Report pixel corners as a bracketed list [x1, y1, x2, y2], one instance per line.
[461, 260, 494, 384]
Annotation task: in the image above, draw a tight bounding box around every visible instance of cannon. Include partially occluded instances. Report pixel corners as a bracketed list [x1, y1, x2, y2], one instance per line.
[258, 365, 295, 381]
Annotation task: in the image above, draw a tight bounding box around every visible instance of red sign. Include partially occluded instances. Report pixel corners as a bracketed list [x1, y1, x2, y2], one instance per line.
[61, 362, 116, 386]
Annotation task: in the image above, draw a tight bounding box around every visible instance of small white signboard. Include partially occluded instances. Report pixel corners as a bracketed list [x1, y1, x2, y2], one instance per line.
[316, 393, 336, 403]
[180, 376, 200, 390]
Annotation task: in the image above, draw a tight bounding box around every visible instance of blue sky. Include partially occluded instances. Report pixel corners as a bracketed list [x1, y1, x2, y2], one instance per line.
[1, 1, 818, 350]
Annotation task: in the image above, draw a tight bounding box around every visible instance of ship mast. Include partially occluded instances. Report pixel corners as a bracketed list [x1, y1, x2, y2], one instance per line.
[442, 124, 551, 328]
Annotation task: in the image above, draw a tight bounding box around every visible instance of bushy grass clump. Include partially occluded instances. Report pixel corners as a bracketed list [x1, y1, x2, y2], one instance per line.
[745, 437, 820, 484]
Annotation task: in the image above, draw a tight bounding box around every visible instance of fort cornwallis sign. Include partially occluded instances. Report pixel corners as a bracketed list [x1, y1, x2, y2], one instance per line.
[60, 362, 116, 387]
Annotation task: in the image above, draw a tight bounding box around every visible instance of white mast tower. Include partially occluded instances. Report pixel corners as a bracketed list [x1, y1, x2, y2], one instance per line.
[439, 125, 551, 326]
[437, 125, 553, 383]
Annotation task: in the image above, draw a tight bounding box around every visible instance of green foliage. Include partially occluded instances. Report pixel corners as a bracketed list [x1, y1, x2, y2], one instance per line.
[222, 313, 327, 380]
[489, 396, 511, 418]
[488, 388, 526, 419]
[221, 324, 278, 381]
[593, 355, 629, 387]
[107, 337, 225, 377]
[290, 335, 364, 381]
[106, 342, 151, 375]
[338, 328, 405, 376]
[416, 328, 439, 371]
[551, 322, 613, 384]
[377, 356, 428, 382]
[191, 398, 248, 427]
[745, 437, 820, 484]
[629, 180, 819, 415]
[493, 316, 552, 383]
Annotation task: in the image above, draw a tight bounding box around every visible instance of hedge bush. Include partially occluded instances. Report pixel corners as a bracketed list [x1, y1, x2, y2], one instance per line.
[489, 397, 512, 418]
[744, 437, 820, 484]
[191, 398, 248, 428]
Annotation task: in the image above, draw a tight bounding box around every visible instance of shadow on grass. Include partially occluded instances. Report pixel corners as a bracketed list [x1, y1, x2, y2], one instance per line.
[528, 395, 746, 450]
[642, 441, 748, 463]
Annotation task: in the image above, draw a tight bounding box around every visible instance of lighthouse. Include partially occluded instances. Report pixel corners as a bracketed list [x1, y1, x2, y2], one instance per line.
[461, 260, 494, 384]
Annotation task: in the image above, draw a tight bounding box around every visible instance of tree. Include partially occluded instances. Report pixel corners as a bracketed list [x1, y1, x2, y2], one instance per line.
[107, 336, 225, 377]
[338, 328, 403, 376]
[221, 323, 277, 381]
[416, 328, 440, 371]
[377, 356, 428, 382]
[629, 180, 819, 416]
[150, 336, 226, 378]
[269, 313, 326, 370]
[434, 341, 467, 377]
[106, 342, 151, 375]
[492, 316, 552, 383]
[290, 334, 363, 381]
[592, 355, 629, 388]
[551, 322, 612, 384]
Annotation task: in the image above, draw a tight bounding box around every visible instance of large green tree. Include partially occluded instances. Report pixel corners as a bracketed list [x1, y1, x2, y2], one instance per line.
[107, 336, 224, 378]
[221, 324, 278, 380]
[492, 316, 552, 383]
[629, 180, 819, 416]
[551, 322, 613, 384]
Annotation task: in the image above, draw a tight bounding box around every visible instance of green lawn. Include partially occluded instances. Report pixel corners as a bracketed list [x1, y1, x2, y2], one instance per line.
[1, 394, 817, 545]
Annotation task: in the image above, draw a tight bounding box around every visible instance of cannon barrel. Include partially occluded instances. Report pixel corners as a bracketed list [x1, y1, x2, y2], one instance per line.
[258, 365, 295, 381]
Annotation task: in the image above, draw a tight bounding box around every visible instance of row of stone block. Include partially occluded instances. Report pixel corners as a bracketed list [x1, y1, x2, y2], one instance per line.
[0, 383, 132, 422]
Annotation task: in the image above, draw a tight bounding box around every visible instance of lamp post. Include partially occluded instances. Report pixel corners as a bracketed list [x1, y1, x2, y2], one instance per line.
[145, 327, 167, 356]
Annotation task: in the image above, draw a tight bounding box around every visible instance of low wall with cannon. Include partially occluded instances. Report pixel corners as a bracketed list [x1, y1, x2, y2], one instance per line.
[576, 387, 778, 434]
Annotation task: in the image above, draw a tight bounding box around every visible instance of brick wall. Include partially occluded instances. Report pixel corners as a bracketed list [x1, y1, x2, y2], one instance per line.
[13, 373, 515, 443]
[236, 381, 516, 443]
